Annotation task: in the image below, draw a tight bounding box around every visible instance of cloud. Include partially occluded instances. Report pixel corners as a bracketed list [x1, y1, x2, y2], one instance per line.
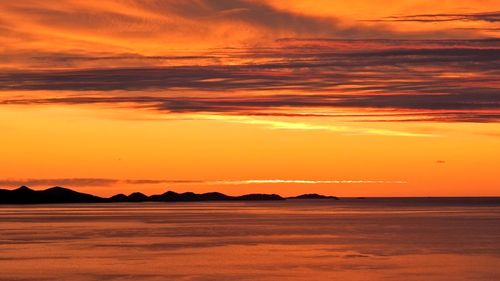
[2, 92, 499, 124]
[0, 178, 407, 188]
[197, 179, 407, 185]
[151, 0, 347, 36]
[186, 114, 433, 137]
[0, 178, 118, 187]
[124, 178, 408, 185]
[0, 0, 487, 71]
[0, 0, 406, 59]
[0, 38, 498, 123]
[2, 44, 499, 91]
[374, 11, 500, 23]
[124, 179, 205, 184]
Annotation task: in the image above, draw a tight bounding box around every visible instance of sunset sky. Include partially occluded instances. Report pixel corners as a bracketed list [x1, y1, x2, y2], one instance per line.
[0, 0, 499, 197]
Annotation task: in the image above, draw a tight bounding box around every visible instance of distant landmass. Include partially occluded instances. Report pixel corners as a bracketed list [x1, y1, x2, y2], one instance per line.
[287, 193, 339, 200]
[0, 186, 103, 204]
[0, 186, 340, 204]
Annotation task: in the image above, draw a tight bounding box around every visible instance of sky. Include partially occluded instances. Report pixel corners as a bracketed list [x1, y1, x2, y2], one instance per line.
[0, 0, 499, 197]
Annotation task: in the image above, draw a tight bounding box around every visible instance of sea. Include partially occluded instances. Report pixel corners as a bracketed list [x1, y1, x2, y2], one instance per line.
[1, 198, 499, 281]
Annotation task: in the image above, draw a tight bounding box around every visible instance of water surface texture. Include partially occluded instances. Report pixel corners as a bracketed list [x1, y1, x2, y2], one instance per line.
[1, 198, 500, 281]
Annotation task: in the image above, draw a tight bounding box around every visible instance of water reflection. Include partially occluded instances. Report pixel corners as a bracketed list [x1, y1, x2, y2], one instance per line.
[1, 199, 499, 280]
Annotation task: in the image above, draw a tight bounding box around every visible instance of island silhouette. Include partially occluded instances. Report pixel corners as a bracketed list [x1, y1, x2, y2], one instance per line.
[0, 186, 339, 204]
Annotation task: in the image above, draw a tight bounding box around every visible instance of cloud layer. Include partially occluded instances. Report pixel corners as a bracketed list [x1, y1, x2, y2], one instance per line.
[0, 1, 498, 126]
[0, 178, 406, 188]
[377, 11, 500, 23]
[1, 39, 499, 123]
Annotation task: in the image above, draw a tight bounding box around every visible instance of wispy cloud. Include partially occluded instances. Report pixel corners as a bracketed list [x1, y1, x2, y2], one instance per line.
[373, 11, 500, 23]
[186, 114, 433, 137]
[0, 0, 402, 61]
[0, 178, 407, 188]
[199, 179, 407, 185]
[0, 178, 118, 187]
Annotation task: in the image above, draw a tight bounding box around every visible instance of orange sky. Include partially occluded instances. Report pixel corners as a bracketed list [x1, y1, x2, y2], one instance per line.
[0, 0, 499, 196]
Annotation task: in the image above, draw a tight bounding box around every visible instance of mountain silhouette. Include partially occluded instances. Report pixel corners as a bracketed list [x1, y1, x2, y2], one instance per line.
[236, 193, 284, 201]
[109, 193, 128, 202]
[0, 186, 338, 204]
[109, 192, 150, 202]
[0, 186, 103, 204]
[287, 193, 339, 200]
[150, 191, 232, 202]
[149, 191, 283, 202]
[127, 192, 149, 202]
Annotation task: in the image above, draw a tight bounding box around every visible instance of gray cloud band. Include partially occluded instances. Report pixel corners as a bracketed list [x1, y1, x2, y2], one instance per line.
[0, 39, 498, 122]
[0, 178, 406, 187]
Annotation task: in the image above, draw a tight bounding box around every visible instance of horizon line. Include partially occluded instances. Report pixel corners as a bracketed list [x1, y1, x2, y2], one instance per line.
[2, 185, 500, 199]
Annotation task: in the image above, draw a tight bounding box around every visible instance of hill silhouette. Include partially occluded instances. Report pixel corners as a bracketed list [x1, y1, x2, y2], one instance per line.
[0, 186, 339, 204]
[0, 186, 104, 204]
[287, 193, 339, 200]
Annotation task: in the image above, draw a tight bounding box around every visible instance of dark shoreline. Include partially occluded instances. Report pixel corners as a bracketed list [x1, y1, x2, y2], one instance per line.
[0, 186, 339, 204]
[2, 186, 499, 205]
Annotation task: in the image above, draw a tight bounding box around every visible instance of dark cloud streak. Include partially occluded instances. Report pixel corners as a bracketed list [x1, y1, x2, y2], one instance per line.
[0, 178, 205, 188]
[0, 178, 118, 187]
[0, 39, 499, 122]
[370, 11, 500, 23]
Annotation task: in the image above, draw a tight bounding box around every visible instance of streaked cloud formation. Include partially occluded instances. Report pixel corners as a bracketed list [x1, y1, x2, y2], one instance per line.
[376, 11, 500, 23]
[186, 114, 433, 137]
[0, 0, 465, 61]
[0, 178, 118, 187]
[1, 38, 499, 124]
[0, 1, 498, 126]
[0, 178, 406, 188]
[204, 179, 407, 185]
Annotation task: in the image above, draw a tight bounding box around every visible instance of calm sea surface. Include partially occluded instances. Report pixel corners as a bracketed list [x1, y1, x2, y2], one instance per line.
[1, 198, 499, 281]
